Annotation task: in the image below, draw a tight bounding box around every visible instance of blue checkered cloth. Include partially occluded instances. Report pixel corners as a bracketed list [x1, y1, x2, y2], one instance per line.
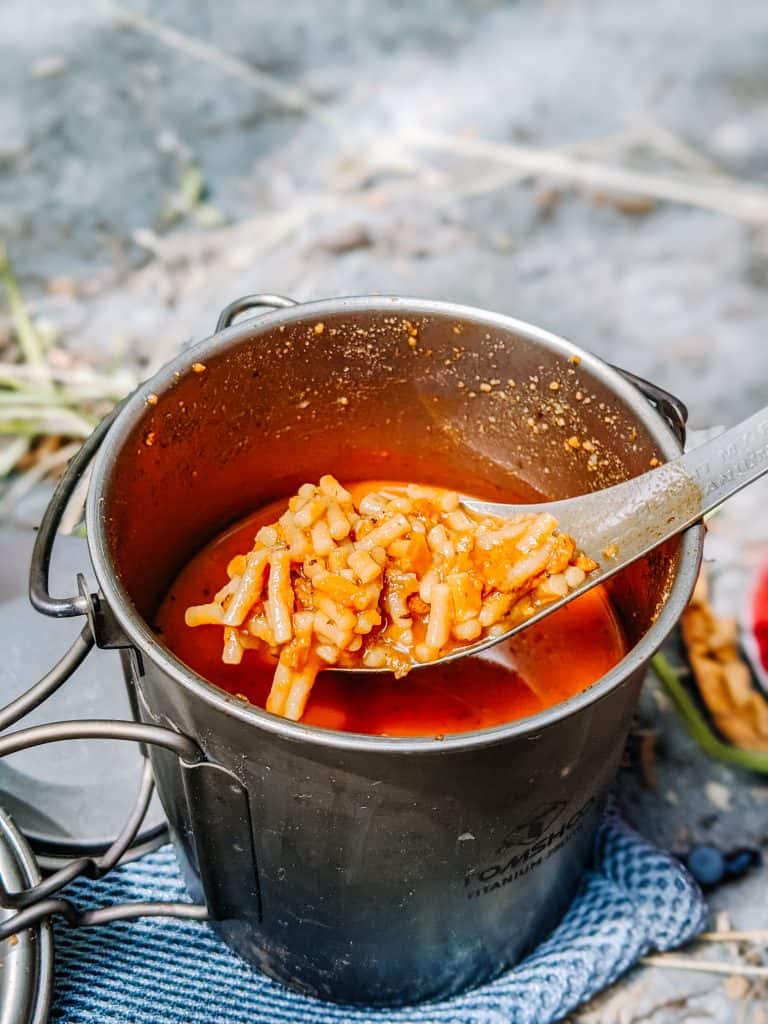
[51, 808, 705, 1024]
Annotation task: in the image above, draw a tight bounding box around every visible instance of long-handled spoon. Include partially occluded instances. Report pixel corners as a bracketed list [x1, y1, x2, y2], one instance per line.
[347, 405, 768, 670]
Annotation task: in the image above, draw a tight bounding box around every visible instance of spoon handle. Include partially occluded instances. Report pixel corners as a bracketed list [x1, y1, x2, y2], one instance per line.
[679, 405, 768, 517]
[549, 404, 768, 569]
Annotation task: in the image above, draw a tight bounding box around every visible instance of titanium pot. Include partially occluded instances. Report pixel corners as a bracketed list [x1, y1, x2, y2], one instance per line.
[17, 295, 702, 1006]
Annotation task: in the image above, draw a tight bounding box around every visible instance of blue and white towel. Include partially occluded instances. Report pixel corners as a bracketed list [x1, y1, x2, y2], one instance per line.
[52, 808, 705, 1024]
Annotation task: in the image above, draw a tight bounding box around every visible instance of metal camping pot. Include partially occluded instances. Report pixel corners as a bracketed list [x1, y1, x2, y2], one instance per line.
[16, 295, 702, 1006]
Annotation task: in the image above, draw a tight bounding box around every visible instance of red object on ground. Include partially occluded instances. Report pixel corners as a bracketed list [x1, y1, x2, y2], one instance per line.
[750, 558, 768, 676]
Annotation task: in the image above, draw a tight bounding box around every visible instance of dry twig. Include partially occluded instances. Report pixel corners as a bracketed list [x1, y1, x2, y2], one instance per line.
[641, 954, 768, 979]
[105, 2, 340, 131]
[699, 931, 768, 945]
[414, 131, 768, 224]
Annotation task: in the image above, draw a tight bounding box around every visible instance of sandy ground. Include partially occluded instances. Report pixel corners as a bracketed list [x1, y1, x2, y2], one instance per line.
[2, 1, 768, 1020]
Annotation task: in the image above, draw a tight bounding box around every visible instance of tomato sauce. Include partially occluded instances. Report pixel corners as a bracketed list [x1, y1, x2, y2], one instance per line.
[155, 482, 627, 737]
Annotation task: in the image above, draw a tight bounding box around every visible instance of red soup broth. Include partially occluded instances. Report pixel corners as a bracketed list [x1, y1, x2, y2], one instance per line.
[155, 481, 628, 737]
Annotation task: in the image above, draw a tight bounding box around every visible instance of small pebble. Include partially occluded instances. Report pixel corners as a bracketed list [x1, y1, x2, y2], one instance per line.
[686, 844, 725, 887]
[705, 780, 733, 811]
[684, 844, 761, 888]
[723, 847, 761, 879]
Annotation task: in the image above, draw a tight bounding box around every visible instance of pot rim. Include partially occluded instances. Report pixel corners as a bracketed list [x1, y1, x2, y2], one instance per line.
[86, 294, 703, 754]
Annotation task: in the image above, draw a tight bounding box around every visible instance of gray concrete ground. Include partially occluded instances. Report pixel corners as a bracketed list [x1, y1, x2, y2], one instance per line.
[2, 1, 768, 1020]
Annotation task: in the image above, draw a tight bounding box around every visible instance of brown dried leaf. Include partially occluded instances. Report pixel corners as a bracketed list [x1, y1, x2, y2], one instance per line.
[589, 190, 658, 216]
[681, 570, 768, 752]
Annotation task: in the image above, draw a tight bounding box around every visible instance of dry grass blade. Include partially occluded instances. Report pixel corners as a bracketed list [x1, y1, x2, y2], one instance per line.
[58, 461, 93, 536]
[0, 405, 95, 434]
[0, 362, 135, 398]
[0, 248, 138, 505]
[0, 441, 81, 518]
[0, 244, 52, 391]
[0, 437, 30, 477]
[699, 931, 768, 944]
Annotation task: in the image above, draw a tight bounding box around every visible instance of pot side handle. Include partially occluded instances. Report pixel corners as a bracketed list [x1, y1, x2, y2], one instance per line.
[611, 365, 688, 448]
[29, 401, 125, 619]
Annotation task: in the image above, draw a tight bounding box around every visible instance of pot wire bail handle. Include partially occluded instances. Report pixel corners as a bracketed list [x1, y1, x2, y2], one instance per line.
[0, 721, 209, 940]
[215, 293, 298, 332]
[0, 625, 94, 732]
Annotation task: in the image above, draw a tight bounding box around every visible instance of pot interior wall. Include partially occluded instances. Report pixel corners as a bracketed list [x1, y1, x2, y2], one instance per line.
[102, 305, 679, 651]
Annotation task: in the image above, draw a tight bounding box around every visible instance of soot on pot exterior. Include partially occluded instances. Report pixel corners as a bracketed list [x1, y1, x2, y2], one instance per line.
[35, 295, 701, 1006]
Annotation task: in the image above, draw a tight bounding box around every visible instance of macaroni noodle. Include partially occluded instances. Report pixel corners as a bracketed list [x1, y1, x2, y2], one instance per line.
[185, 477, 597, 721]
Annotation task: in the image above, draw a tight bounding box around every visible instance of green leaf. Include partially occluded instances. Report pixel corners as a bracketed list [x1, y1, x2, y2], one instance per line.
[652, 652, 768, 774]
